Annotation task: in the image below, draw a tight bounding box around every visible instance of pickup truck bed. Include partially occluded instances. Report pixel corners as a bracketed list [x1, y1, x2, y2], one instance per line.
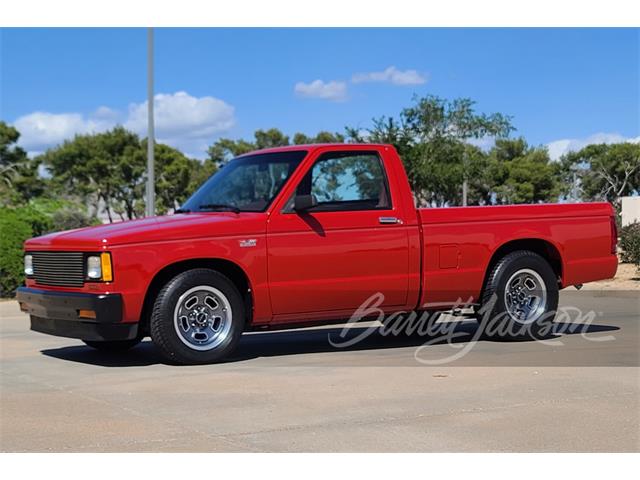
[418, 203, 617, 307]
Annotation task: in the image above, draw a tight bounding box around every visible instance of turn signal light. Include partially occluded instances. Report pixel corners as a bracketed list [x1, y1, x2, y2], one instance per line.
[101, 253, 113, 282]
[78, 309, 97, 319]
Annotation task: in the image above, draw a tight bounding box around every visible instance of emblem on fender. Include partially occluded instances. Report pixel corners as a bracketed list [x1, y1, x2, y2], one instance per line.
[239, 239, 257, 248]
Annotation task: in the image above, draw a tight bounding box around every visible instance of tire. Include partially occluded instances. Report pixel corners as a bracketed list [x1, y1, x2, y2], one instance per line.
[479, 250, 559, 340]
[150, 269, 245, 364]
[83, 338, 141, 352]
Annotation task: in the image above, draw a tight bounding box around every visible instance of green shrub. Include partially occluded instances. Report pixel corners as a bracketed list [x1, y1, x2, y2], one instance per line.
[0, 201, 98, 297]
[52, 208, 100, 231]
[19, 204, 54, 237]
[619, 222, 640, 270]
[0, 208, 42, 296]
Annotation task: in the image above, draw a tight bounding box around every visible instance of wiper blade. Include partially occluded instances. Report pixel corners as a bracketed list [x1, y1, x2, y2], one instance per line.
[197, 203, 241, 213]
[175, 208, 191, 214]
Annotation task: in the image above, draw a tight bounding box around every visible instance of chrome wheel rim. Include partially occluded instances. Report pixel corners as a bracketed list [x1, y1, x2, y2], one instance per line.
[173, 286, 232, 351]
[504, 268, 547, 324]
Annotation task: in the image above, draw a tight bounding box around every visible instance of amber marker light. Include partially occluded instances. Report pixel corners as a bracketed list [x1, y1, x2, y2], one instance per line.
[100, 252, 113, 282]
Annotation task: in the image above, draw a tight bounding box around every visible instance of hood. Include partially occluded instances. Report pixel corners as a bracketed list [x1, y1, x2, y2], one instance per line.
[25, 212, 267, 250]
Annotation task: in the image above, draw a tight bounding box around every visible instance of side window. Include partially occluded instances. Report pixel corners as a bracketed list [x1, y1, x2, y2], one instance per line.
[296, 151, 391, 211]
[215, 163, 290, 208]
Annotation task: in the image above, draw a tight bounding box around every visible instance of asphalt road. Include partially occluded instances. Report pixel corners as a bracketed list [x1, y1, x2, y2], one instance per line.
[1, 291, 638, 452]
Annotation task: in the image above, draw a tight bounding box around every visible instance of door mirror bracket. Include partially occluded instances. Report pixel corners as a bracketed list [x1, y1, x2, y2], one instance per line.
[293, 194, 317, 212]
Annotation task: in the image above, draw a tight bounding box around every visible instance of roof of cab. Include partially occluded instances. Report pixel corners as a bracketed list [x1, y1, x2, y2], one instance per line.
[238, 143, 393, 157]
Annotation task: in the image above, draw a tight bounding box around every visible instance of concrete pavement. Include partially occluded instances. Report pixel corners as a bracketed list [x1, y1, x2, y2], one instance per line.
[1, 291, 638, 452]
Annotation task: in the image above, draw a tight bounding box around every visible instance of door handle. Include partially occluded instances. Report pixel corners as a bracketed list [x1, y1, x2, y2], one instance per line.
[379, 216, 402, 225]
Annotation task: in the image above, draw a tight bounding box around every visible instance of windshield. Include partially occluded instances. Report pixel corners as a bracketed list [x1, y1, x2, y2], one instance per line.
[181, 150, 307, 213]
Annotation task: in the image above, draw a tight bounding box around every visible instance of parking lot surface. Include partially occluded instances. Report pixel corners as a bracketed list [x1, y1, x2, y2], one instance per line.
[1, 291, 638, 452]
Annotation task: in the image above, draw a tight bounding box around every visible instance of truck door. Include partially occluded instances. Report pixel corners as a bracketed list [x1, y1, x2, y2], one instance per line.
[266, 148, 411, 317]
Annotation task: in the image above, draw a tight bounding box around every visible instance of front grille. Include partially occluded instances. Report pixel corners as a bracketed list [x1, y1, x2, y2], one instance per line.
[31, 251, 85, 287]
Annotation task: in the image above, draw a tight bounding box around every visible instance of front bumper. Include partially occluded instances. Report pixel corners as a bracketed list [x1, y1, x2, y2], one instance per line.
[16, 287, 138, 341]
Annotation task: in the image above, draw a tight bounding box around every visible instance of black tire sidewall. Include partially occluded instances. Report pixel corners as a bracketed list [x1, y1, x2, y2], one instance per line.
[482, 252, 559, 339]
[150, 269, 245, 364]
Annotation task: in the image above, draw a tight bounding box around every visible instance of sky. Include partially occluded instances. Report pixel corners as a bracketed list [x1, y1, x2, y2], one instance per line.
[1, 28, 638, 160]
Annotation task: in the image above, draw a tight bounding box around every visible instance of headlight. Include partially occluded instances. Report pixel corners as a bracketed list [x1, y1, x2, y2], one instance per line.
[86, 253, 113, 282]
[87, 256, 102, 279]
[24, 254, 33, 276]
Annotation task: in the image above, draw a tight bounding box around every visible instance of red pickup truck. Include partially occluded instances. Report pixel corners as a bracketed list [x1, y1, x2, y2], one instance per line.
[17, 144, 618, 364]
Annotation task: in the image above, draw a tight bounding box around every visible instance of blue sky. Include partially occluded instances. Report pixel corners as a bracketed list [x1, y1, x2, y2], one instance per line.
[1, 28, 638, 159]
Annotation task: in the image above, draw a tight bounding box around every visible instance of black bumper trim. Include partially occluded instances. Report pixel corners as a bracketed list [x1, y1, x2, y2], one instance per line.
[16, 287, 138, 341]
[16, 287, 122, 323]
[29, 316, 138, 342]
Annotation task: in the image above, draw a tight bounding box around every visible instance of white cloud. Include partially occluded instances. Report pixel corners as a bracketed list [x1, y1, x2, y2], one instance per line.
[125, 91, 235, 150]
[294, 79, 347, 102]
[93, 106, 119, 121]
[12, 91, 236, 158]
[13, 110, 113, 154]
[546, 132, 640, 161]
[352, 66, 428, 86]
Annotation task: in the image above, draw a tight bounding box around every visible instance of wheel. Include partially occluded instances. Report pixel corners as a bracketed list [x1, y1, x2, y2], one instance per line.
[83, 338, 141, 352]
[479, 250, 558, 339]
[150, 269, 245, 364]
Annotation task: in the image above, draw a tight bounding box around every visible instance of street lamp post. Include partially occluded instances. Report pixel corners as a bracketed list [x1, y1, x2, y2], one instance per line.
[146, 27, 155, 217]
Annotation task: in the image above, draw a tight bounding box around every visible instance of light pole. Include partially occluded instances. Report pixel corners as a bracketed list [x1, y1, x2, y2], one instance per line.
[462, 147, 468, 206]
[146, 27, 155, 217]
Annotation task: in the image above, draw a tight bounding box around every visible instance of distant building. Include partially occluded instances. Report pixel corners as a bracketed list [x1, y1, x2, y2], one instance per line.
[621, 196, 640, 226]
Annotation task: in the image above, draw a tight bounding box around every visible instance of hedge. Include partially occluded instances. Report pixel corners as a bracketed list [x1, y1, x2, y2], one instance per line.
[620, 222, 640, 272]
[0, 200, 97, 297]
[0, 207, 47, 296]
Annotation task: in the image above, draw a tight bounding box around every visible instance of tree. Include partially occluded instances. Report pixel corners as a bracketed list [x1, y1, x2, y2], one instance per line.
[207, 128, 292, 166]
[488, 138, 561, 204]
[349, 95, 514, 206]
[150, 141, 200, 214]
[460, 144, 494, 205]
[0, 121, 45, 206]
[207, 128, 291, 166]
[207, 137, 258, 165]
[293, 131, 345, 144]
[559, 142, 640, 207]
[207, 128, 346, 167]
[254, 128, 290, 149]
[403, 95, 514, 206]
[42, 127, 142, 222]
[43, 127, 203, 221]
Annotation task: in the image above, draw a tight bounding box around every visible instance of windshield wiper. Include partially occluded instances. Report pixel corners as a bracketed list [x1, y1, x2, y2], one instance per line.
[175, 208, 191, 214]
[197, 203, 241, 213]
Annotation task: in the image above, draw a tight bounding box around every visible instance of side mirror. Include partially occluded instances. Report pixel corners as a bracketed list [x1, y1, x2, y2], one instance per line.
[293, 194, 317, 212]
